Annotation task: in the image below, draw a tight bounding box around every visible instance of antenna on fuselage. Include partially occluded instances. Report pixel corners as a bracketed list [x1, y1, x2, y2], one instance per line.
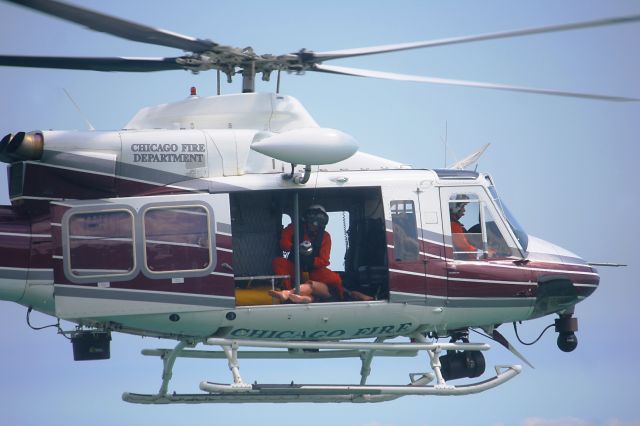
[440, 121, 460, 167]
[443, 121, 448, 168]
[62, 88, 95, 131]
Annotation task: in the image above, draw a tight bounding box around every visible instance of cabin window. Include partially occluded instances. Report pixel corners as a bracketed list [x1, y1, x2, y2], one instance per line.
[390, 200, 419, 261]
[142, 205, 213, 274]
[66, 209, 135, 279]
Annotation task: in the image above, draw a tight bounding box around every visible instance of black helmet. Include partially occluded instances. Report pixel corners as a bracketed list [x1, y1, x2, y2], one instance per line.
[304, 204, 329, 227]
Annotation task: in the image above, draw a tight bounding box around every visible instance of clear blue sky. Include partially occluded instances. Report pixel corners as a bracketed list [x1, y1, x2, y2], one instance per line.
[1, 1, 639, 425]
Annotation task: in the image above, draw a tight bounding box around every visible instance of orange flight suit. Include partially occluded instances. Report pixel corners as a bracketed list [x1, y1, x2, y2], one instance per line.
[272, 223, 343, 299]
[451, 220, 478, 255]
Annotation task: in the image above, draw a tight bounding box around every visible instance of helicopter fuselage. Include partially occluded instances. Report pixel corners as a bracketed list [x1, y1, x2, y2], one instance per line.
[0, 93, 599, 343]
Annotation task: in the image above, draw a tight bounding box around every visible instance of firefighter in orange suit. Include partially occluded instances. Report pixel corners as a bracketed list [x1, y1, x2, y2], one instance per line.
[450, 203, 478, 255]
[272, 204, 344, 299]
[449, 195, 495, 259]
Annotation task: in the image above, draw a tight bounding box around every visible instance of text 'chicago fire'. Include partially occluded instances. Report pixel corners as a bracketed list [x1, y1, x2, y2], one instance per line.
[130, 143, 205, 163]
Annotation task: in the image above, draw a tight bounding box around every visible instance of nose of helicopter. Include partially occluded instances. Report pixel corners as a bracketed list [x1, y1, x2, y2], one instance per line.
[525, 235, 600, 317]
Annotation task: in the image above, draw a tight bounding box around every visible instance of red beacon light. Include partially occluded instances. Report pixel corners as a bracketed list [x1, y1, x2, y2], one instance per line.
[190, 86, 197, 96]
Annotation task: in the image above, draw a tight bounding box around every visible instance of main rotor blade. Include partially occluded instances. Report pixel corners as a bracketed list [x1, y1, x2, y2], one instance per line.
[313, 64, 640, 102]
[313, 14, 640, 61]
[4, 0, 218, 53]
[0, 55, 187, 72]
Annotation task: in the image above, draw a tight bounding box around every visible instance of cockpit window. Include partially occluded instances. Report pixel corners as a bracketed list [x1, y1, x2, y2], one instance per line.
[448, 194, 481, 260]
[448, 193, 519, 260]
[482, 205, 517, 258]
[486, 183, 529, 251]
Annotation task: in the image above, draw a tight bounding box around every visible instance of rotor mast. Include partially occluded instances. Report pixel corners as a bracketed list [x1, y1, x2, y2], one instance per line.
[242, 62, 256, 93]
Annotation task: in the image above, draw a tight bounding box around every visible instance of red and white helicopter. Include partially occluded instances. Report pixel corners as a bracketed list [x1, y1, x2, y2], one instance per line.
[0, 0, 636, 404]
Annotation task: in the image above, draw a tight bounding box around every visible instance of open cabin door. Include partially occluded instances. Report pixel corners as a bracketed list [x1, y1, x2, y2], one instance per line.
[51, 193, 234, 320]
[230, 187, 389, 305]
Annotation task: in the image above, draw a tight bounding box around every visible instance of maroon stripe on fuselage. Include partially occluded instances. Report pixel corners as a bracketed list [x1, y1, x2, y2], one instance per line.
[105, 274, 234, 297]
[215, 233, 232, 248]
[14, 161, 256, 203]
[214, 249, 233, 267]
[14, 162, 196, 201]
[0, 207, 32, 269]
[423, 239, 445, 258]
[526, 262, 600, 285]
[53, 263, 234, 296]
[0, 235, 30, 269]
[447, 281, 535, 298]
[30, 235, 53, 269]
[21, 162, 116, 199]
[526, 261, 595, 274]
[115, 177, 190, 197]
[388, 270, 425, 294]
[447, 260, 528, 281]
[426, 277, 447, 297]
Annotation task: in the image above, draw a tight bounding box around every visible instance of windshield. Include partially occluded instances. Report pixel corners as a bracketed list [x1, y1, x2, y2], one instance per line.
[486, 183, 529, 251]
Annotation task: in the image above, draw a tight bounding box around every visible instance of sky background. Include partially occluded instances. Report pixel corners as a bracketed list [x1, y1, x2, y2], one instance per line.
[0, 1, 639, 425]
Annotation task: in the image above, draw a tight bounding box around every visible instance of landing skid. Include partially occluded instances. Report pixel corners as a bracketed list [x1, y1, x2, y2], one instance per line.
[122, 337, 521, 404]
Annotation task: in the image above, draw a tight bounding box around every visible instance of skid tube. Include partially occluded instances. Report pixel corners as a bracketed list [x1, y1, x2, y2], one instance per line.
[122, 336, 522, 404]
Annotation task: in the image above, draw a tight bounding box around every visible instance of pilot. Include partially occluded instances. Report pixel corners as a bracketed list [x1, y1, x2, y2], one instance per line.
[449, 195, 480, 258]
[449, 195, 496, 259]
[272, 204, 344, 300]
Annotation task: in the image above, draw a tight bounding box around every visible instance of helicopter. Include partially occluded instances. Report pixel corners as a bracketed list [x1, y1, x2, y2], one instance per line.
[0, 0, 638, 406]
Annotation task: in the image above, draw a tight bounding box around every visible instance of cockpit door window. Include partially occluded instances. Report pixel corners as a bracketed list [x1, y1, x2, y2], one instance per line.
[445, 189, 520, 261]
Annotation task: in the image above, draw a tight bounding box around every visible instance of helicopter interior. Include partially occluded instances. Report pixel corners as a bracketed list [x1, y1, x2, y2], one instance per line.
[230, 187, 388, 305]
